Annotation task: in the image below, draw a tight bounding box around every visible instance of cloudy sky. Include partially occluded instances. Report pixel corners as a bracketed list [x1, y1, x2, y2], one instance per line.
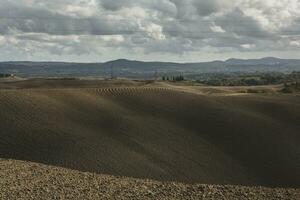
[0, 0, 300, 62]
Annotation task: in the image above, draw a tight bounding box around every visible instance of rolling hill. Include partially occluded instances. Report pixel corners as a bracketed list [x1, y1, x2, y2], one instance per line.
[0, 80, 299, 188]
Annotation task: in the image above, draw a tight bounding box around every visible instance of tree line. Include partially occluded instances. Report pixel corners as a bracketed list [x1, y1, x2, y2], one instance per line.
[162, 75, 184, 82]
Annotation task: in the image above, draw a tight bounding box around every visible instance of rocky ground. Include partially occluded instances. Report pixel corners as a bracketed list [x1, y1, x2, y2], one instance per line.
[0, 159, 299, 200]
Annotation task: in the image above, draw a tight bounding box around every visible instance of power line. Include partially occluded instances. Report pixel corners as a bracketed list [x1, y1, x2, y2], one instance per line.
[0, 19, 299, 35]
[1, 30, 299, 37]
[110, 63, 115, 79]
[1, 17, 300, 37]
[1, 16, 300, 23]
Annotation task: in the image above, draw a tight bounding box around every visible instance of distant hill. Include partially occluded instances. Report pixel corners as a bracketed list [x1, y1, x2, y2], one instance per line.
[0, 57, 300, 78]
[225, 57, 300, 66]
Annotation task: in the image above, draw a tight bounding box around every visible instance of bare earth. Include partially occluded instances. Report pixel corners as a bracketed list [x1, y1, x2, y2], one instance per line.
[0, 79, 299, 199]
[0, 159, 299, 200]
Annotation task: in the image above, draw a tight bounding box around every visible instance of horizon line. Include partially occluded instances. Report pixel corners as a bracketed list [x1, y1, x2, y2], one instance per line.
[0, 56, 295, 64]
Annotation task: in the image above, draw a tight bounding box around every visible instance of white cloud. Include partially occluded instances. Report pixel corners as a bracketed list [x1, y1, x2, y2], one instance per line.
[241, 43, 256, 49]
[210, 25, 226, 33]
[0, 0, 299, 61]
[290, 40, 300, 47]
[101, 35, 125, 43]
[142, 24, 166, 40]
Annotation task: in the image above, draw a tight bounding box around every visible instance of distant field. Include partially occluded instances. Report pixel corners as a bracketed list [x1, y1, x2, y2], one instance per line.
[0, 79, 299, 188]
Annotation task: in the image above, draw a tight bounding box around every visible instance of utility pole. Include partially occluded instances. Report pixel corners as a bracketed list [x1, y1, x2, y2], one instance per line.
[154, 69, 158, 81]
[110, 63, 114, 79]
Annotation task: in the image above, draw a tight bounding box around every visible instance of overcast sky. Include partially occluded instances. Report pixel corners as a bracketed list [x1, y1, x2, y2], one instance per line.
[0, 0, 300, 62]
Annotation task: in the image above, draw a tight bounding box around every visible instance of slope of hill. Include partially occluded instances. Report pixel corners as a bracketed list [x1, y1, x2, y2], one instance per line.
[0, 80, 299, 188]
[1, 159, 299, 200]
[225, 57, 300, 66]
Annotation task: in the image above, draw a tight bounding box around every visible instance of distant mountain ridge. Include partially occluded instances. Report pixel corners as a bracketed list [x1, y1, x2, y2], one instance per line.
[225, 57, 300, 66]
[2, 57, 300, 65]
[0, 57, 299, 78]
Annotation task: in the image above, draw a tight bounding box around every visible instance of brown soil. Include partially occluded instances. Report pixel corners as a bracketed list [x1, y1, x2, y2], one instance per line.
[0, 158, 299, 200]
[0, 79, 299, 188]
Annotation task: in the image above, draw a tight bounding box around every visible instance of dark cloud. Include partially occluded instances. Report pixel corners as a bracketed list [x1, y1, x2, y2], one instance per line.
[0, 0, 299, 61]
[214, 9, 274, 39]
[193, 0, 223, 16]
[0, 1, 139, 35]
[100, 0, 131, 11]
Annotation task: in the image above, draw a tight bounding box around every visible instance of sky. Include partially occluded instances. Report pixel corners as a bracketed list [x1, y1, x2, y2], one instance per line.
[0, 0, 300, 62]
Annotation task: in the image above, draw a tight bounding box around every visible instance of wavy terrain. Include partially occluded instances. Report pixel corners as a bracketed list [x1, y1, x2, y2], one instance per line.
[0, 80, 299, 188]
